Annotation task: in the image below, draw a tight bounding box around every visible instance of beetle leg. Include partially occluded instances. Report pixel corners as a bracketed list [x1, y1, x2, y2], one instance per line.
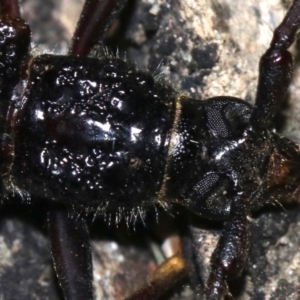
[48, 209, 93, 300]
[125, 254, 188, 300]
[250, 0, 300, 131]
[0, 0, 21, 18]
[0, 0, 30, 173]
[204, 193, 249, 300]
[0, 0, 30, 101]
[70, 0, 127, 56]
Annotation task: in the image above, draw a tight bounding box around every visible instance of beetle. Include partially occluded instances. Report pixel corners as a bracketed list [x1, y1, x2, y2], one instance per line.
[1, 0, 300, 299]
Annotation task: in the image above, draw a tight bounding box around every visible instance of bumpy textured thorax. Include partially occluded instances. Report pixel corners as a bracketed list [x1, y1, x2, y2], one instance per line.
[9, 55, 177, 209]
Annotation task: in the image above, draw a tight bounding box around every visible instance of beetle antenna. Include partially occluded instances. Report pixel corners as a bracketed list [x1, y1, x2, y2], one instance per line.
[250, 0, 300, 131]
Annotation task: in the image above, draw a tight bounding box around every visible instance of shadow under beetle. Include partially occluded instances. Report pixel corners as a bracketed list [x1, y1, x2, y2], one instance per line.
[1, 0, 300, 299]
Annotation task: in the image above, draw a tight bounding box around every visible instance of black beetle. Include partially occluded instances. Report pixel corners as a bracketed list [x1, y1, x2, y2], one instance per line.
[1, 0, 300, 299]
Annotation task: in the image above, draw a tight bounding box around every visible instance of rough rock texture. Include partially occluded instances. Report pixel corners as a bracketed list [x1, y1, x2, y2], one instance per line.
[1, 0, 300, 299]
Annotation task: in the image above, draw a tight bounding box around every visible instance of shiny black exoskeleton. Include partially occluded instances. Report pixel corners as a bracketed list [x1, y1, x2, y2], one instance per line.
[1, 0, 300, 299]
[12, 55, 176, 209]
